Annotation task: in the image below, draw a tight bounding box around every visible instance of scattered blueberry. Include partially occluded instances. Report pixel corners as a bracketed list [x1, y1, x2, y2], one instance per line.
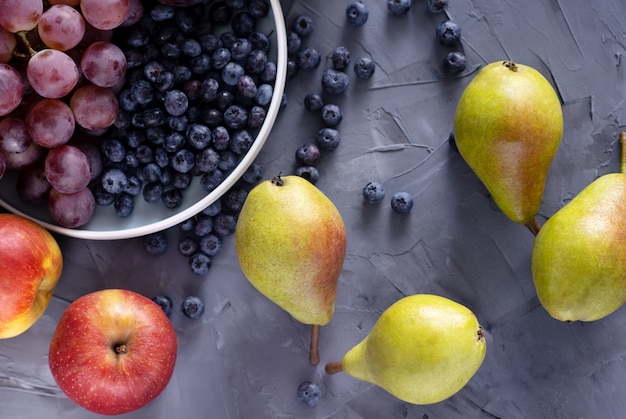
[152, 295, 174, 317]
[316, 128, 341, 151]
[353, 57, 375, 79]
[436, 20, 462, 46]
[189, 252, 211, 276]
[213, 213, 238, 236]
[363, 181, 386, 204]
[321, 104, 343, 127]
[295, 166, 320, 184]
[428, 0, 448, 13]
[292, 14, 316, 37]
[303, 93, 324, 112]
[200, 234, 222, 256]
[390, 191, 414, 214]
[387, 0, 412, 16]
[182, 295, 206, 318]
[442, 51, 467, 75]
[321, 68, 350, 94]
[295, 143, 321, 166]
[295, 46, 322, 71]
[297, 381, 321, 407]
[178, 237, 199, 256]
[331, 46, 351, 71]
[144, 231, 169, 256]
[345, 1, 369, 27]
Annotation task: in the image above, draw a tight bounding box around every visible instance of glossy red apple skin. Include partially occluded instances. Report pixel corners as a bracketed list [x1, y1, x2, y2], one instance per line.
[48, 289, 178, 415]
[0, 213, 63, 338]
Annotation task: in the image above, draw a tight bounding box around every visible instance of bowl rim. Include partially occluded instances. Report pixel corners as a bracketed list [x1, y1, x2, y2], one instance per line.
[0, 0, 288, 241]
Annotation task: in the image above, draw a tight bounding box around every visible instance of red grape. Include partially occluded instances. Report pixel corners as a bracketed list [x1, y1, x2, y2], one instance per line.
[26, 98, 75, 148]
[80, 0, 130, 31]
[80, 41, 127, 88]
[0, 0, 43, 33]
[38, 4, 86, 51]
[48, 0, 80, 6]
[0, 63, 24, 116]
[17, 165, 51, 205]
[0, 117, 32, 153]
[70, 84, 119, 131]
[48, 187, 95, 228]
[27, 49, 79, 99]
[121, 0, 144, 28]
[44, 144, 91, 194]
[0, 26, 16, 63]
[3, 141, 44, 171]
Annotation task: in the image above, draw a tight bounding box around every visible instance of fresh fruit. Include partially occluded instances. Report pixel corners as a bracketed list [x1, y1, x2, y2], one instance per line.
[346, 1, 369, 27]
[235, 174, 347, 365]
[297, 381, 322, 407]
[331, 45, 351, 71]
[182, 295, 205, 319]
[453, 61, 563, 231]
[362, 181, 386, 204]
[390, 191, 413, 214]
[295, 142, 321, 166]
[152, 294, 174, 317]
[304, 93, 324, 112]
[144, 231, 169, 256]
[427, 0, 448, 14]
[442, 51, 467, 75]
[48, 289, 177, 415]
[530, 132, 626, 321]
[292, 14, 316, 38]
[353, 56, 375, 79]
[295, 45, 322, 71]
[316, 127, 341, 151]
[321, 68, 350, 95]
[321, 103, 343, 126]
[436, 20, 462, 46]
[387, 0, 412, 16]
[0, 214, 63, 339]
[325, 294, 486, 405]
[295, 165, 320, 184]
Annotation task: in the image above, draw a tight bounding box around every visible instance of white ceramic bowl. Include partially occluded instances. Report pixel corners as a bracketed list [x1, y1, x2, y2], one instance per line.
[0, 0, 288, 240]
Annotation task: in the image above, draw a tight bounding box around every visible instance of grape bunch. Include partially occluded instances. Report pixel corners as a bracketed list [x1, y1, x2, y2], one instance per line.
[0, 0, 142, 227]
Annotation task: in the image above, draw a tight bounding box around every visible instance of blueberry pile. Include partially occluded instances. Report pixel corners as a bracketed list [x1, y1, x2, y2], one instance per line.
[94, 1, 278, 216]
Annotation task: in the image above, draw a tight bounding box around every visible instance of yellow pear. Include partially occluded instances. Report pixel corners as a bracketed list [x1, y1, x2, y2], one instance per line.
[325, 294, 486, 405]
[453, 61, 563, 232]
[235, 174, 347, 364]
[531, 132, 626, 321]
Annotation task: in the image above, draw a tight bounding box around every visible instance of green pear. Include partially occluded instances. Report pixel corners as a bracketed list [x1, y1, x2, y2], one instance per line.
[235, 174, 347, 364]
[325, 294, 486, 405]
[531, 133, 626, 321]
[453, 61, 563, 232]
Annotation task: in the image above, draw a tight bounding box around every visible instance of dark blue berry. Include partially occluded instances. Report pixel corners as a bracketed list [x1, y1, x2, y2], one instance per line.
[297, 381, 321, 407]
[260, 61, 277, 83]
[200, 168, 225, 192]
[195, 148, 220, 173]
[182, 295, 206, 317]
[151, 5, 175, 21]
[218, 149, 238, 171]
[331, 46, 351, 71]
[164, 90, 189, 116]
[203, 199, 222, 216]
[144, 231, 168, 256]
[387, 0, 412, 16]
[130, 79, 154, 106]
[93, 184, 115, 206]
[286, 31, 302, 55]
[162, 188, 183, 208]
[152, 295, 173, 317]
[286, 58, 299, 80]
[182, 38, 202, 57]
[212, 126, 230, 150]
[242, 160, 264, 184]
[144, 61, 166, 83]
[316, 127, 341, 151]
[255, 84, 273, 106]
[143, 181, 164, 203]
[292, 15, 315, 37]
[142, 163, 162, 183]
[180, 217, 195, 231]
[231, 11, 256, 37]
[353, 57, 375, 79]
[189, 253, 211, 276]
[224, 188, 247, 212]
[303, 93, 324, 112]
[237, 74, 258, 99]
[114, 193, 134, 217]
[194, 214, 213, 236]
[362, 181, 385, 204]
[295, 166, 319, 184]
[428, 0, 448, 13]
[200, 234, 222, 256]
[246, 49, 268, 74]
[223, 105, 248, 130]
[390, 191, 414, 214]
[295, 143, 321, 166]
[346, 1, 369, 27]
[295, 46, 321, 71]
[124, 175, 142, 196]
[102, 138, 126, 162]
[172, 172, 191, 189]
[247, 105, 266, 129]
[436, 20, 461, 46]
[213, 213, 237, 236]
[230, 37, 253, 61]
[321, 69, 350, 95]
[442, 51, 467, 75]
[190, 54, 212, 74]
[230, 129, 253, 154]
[248, 32, 270, 52]
[101, 168, 128, 194]
[178, 237, 198, 257]
[164, 132, 185, 152]
[321, 104, 343, 127]
[171, 149, 196, 173]
[248, 0, 270, 17]
[211, 47, 231, 70]
[186, 123, 212, 150]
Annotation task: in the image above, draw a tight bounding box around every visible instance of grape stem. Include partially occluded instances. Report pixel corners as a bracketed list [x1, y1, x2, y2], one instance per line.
[15, 31, 37, 59]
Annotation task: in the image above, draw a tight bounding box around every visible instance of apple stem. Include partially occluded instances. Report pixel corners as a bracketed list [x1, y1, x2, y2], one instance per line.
[309, 324, 321, 365]
[324, 361, 343, 374]
[619, 131, 626, 174]
[525, 218, 541, 236]
[115, 344, 128, 355]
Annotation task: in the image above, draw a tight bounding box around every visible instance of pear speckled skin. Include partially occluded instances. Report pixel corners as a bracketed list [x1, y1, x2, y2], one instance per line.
[454, 61, 563, 225]
[340, 294, 486, 405]
[235, 175, 347, 326]
[531, 173, 626, 322]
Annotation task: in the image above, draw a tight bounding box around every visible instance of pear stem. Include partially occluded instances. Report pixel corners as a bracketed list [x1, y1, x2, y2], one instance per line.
[325, 361, 343, 374]
[525, 218, 541, 236]
[619, 131, 626, 174]
[309, 324, 321, 365]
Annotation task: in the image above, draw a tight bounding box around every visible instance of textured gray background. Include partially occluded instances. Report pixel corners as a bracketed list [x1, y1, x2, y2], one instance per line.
[2, 0, 626, 418]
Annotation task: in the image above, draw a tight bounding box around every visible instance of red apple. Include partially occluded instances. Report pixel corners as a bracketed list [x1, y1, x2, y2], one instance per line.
[0, 213, 63, 338]
[48, 289, 178, 415]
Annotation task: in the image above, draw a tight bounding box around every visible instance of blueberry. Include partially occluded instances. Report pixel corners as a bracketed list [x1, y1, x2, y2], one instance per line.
[390, 191, 414, 214]
[93, 184, 115, 206]
[144, 61, 166, 83]
[231, 11, 256, 37]
[152, 295, 173, 317]
[189, 253, 211, 275]
[321, 104, 343, 127]
[242, 160, 264, 184]
[222, 62, 245, 86]
[200, 78, 220, 103]
[292, 15, 315, 37]
[143, 181, 164, 203]
[230, 38, 253, 61]
[286, 31, 302, 55]
[186, 123, 212, 150]
[163, 90, 189, 118]
[190, 54, 212, 74]
[101, 168, 128, 194]
[145, 231, 168, 256]
[237, 74, 258, 99]
[303, 93, 324, 112]
[362, 181, 385, 204]
[178, 237, 198, 257]
[316, 127, 341, 151]
[427, 0, 448, 13]
[255, 84, 273, 106]
[297, 381, 321, 407]
[114, 193, 134, 217]
[442, 51, 467, 75]
[213, 213, 237, 236]
[295, 46, 322, 71]
[211, 47, 231, 70]
[296, 143, 321, 165]
[249, 32, 270, 52]
[230, 129, 253, 155]
[201, 168, 225, 192]
[119, 89, 137, 112]
[209, 2, 232, 24]
[136, 144, 154, 165]
[194, 214, 213, 237]
[182, 295, 206, 317]
[171, 149, 196, 173]
[346, 1, 369, 27]
[180, 217, 195, 232]
[203, 199, 222, 216]
[387, 0, 411, 16]
[246, 49, 268, 74]
[218, 150, 238, 172]
[164, 132, 185, 152]
[353, 57, 375, 79]
[321, 69, 350, 95]
[223, 105, 248, 130]
[225, 0, 246, 9]
[162, 188, 183, 209]
[124, 175, 142, 196]
[142, 163, 162, 183]
[195, 148, 220, 173]
[331, 46, 351, 71]
[182, 39, 202, 57]
[200, 234, 222, 256]
[102, 138, 126, 162]
[248, 0, 270, 17]
[260, 61, 277, 83]
[151, 5, 175, 21]
[212, 126, 230, 150]
[436, 20, 461, 46]
[286, 58, 299, 80]
[295, 166, 319, 184]
[224, 188, 248, 213]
